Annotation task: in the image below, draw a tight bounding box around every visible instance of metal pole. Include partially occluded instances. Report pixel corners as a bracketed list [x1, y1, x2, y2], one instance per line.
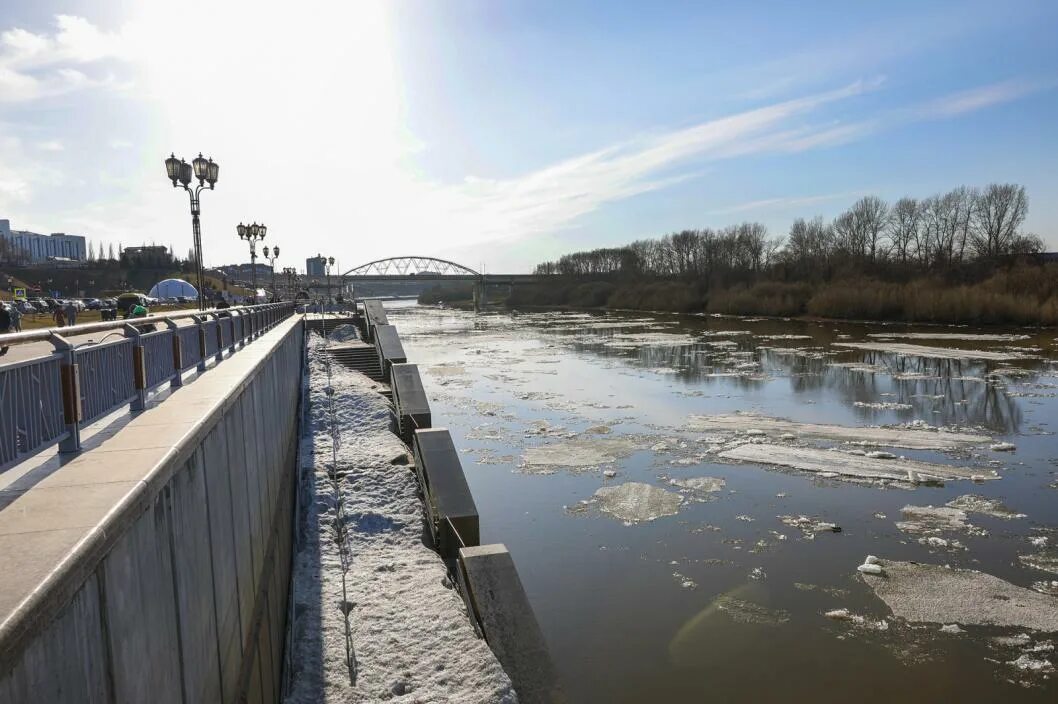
[250, 244, 258, 302]
[191, 193, 205, 311]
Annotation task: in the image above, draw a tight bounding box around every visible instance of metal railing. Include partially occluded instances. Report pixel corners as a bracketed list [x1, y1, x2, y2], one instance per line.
[0, 302, 296, 471]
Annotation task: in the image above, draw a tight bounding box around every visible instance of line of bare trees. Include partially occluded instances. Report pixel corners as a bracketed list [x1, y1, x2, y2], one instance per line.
[534, 184, 1043, 280]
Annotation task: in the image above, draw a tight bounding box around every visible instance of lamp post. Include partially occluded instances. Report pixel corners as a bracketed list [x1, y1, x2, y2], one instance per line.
[236, 222, 266, 303]
[325, 256, 336, 306]
[282, 267, 297, 301]
[165, 152, 218, 310]
[262, 245, 280, 302]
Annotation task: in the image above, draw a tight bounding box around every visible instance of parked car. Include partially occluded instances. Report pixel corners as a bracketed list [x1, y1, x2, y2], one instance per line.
[115, 292, 148, 313]
[83, 298, 103, 310]
[17, 300, 37, 314]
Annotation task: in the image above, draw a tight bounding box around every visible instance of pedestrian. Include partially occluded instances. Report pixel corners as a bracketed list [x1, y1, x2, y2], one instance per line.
[53, 306, 66, 327]
[0, 304, 10, 356]
[130, 302, 148, 318]
[10, 303, 22, 332]
[63, 299, 78, 327]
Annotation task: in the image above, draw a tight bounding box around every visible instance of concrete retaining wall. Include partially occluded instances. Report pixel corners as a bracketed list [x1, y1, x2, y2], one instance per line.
[0, 318, 304, 704]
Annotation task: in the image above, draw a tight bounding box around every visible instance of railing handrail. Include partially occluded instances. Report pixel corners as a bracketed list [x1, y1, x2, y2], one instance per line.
[0, 302, 289, 350]
[0, 301, 297, 473]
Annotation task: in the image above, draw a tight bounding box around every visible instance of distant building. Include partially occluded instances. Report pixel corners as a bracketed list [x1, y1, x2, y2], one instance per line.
[0, 218, 87, 262]
[124, 245, 169, 258]
[306, 254, 327, 277]
[217, 262, 273, 282]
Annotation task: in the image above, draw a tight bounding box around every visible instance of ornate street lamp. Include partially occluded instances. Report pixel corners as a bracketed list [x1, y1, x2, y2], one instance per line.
[236, 222, 266, 302]
[281, 266, 298, 301]
[165, 152, 218, 310]
[262, 245, 280, 302]
[325, 256, 336, 305]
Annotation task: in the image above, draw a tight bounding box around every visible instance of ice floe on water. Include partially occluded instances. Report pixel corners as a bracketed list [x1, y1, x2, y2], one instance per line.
[853, 401, 913, 410]
[827, 362, 890, 374]
[895, 505, 984, 548]
[687, 413, 989, 449]
[945, 494, 1026, 519]
[867, 332, 1033, 342]
[860, 558, 1058, 631]
[834, 341, 1035, 361]
[778, 514, 841, 538]
[668, 476, 726, 496]
[1019, 551, 1058, 575]
[605, 332, 698, 348]
[522, 436, 639, 470]
[718, 443, 995, 484]
[589, 482, 683, 524]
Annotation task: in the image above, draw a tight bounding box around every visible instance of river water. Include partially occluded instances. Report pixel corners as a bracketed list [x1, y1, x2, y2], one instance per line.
[383, 301, 1058, 703]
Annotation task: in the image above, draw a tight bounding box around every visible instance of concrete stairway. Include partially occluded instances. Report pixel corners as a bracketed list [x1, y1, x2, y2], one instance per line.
[326, 343, 385, 383]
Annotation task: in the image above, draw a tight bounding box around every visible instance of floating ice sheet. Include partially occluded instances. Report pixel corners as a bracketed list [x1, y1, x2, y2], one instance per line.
[861, 559, 1058, 631]
[833, 341, 1034, 361]
[718, 444, 995, 483]
[591, 482, 683, 523]
[522, 436, 639, 468]
[688, 413, 989, 449]
[867, 332, 1032, 342]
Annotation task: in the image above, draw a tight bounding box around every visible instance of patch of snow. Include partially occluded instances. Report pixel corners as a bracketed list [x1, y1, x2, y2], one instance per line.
[284, 338, 515, 704]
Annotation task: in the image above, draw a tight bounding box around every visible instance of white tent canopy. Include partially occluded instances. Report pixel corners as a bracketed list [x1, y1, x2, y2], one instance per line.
[148, 278, 199, 299]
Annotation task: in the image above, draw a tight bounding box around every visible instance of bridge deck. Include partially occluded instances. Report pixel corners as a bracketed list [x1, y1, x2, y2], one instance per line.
[0, 316, 303, 652]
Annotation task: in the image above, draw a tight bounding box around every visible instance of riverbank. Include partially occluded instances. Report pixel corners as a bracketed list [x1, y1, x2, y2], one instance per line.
[495, 266, 1058, 327]
[283, 329, 515, 703]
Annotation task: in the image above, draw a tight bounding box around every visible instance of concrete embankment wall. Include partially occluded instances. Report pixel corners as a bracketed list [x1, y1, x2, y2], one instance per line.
[0, 317, 304, 703]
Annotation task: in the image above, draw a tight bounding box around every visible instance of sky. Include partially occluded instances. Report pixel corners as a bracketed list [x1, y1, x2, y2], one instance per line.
[0, 0, 1056, 274]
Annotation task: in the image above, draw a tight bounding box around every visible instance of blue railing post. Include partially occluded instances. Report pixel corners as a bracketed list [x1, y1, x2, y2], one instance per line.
[226, 314, 237, 355]
[193, 315, 208, 373]
[164, 318, 183, 388]
[213, 313, 224, 363]
[50, 333, 82, 454]
[124, 324, 148, 412]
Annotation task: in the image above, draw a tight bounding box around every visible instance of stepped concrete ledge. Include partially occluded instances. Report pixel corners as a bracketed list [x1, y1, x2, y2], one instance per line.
[0, 315, 302, 669]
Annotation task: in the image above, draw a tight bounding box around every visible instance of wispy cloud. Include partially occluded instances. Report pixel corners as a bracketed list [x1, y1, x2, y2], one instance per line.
[421, 79, 883, 240]
[916, 78, 1052, 119]
[706, 191, 866, 216]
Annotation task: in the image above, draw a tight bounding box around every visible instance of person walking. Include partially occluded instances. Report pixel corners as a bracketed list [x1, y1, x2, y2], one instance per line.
[63, 299, 78, 327]
[0, 304, 11, 356]
[53, 306, 66, 327]
[10, 303, 22, 332]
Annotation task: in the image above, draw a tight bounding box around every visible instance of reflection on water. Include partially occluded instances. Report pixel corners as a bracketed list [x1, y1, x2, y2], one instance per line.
[384, 303, 1058, 703]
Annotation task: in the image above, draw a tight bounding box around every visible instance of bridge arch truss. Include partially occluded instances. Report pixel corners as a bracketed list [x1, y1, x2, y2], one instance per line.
[341, 256, 480, 277]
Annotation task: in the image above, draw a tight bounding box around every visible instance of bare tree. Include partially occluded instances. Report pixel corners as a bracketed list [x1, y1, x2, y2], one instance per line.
[851, 195, 889, 261]
[971, 183, 1028, 258]
[887, 197, 920, 264]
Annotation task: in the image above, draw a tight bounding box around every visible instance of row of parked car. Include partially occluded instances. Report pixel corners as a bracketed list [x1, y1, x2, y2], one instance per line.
[3, 297, 124, 314]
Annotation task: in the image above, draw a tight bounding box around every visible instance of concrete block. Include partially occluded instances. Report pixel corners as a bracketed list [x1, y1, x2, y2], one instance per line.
[362, 299, 388, 341]
[412, 428, 479, 559]
[102, 497, 183, 704]
[390, 363, 431, 442]
[458, 544, 563, 704]
[372, 324, 407, 380]
[0, 573, 110, 704]
[168, 449, 223, 704]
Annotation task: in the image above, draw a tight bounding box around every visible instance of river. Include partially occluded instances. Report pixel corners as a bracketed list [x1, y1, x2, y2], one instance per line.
[382, 301, 1058, 702]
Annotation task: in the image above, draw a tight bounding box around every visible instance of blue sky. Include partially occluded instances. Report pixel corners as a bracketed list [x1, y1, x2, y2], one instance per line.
[1, 0, 1056, 272]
